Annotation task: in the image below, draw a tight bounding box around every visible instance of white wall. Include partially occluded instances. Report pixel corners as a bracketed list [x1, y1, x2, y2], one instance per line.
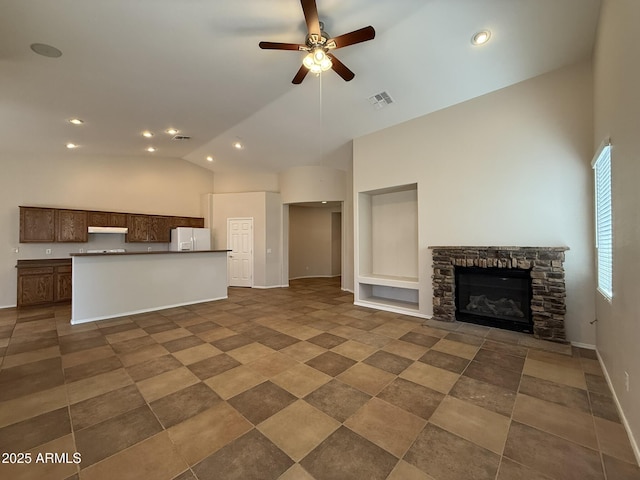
[354, 61, 596, 345]
[593, 0, 640, 459]
[0, 152, 214, 308]
[210, 191, 284, 288]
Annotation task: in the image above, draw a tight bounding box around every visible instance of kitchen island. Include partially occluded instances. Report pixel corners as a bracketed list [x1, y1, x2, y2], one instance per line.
[70, 250, 230, 324]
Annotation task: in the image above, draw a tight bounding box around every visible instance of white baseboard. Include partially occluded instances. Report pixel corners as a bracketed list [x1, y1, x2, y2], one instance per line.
[0, 304, 17, 310]
[252, 285, 289, 289]
[288, 275, 341, 280]
[596, 349, 640, 465]
[571, 341, 596, 350]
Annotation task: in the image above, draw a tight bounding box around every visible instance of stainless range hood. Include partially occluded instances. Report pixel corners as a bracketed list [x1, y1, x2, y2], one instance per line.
[88, 226, 129, 234]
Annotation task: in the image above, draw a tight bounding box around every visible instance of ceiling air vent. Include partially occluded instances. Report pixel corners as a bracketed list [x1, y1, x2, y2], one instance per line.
[368, 91, 394, 110]
[172, 135, 191, 141]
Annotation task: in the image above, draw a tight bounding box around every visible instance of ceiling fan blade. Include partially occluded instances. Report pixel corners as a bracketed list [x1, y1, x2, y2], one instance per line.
[259, 41, 305, 51]
[300, 0, 321, 36]
[327, 53, 355, 82]
[327, 26, 375, 49]
[292, 65, 310, 84]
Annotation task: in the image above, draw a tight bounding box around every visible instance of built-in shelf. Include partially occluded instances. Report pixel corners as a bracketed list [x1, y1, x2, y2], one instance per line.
[356, 182, 420, 317]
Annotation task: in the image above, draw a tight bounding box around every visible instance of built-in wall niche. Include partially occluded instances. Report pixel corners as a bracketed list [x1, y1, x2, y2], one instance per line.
[356, 183, 419, 315]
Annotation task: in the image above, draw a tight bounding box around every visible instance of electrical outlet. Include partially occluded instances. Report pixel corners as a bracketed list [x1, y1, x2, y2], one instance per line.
[79, 248, 84, 254]
[13, 247, 19, 253]
[45, 248, 52, 255]
[625, 372, 630, 392]
[147, 247, 152, 252]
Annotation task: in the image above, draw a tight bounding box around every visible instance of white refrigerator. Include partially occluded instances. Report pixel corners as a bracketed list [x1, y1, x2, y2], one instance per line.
[170, 227, 211, 251]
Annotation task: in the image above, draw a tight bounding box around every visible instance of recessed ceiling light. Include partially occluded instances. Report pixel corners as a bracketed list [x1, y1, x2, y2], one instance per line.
[146, 147, 157, 153]
[206, 156, 214, 162]
[68, 118, 84, 125]
[471, 30, 491, 46]
[142, 131, 154, 138]
[233, 141, 244, 150]
[66, 143, 78, 149]
[165, 128, 179, 135]
[30, 43, 62, 58]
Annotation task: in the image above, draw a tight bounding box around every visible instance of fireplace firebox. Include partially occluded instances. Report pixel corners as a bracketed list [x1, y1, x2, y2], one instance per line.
[455, 267, 533, 333]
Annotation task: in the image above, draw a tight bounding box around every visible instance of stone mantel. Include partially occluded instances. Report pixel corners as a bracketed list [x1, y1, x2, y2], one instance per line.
[429, 246, 569, 343]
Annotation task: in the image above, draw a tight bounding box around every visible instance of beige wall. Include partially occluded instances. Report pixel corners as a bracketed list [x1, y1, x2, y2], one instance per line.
[354, 61, 596, 345]
[210, 192, 284, 288]
[0, 152, 214, 307]
[289, 206, 337, 279]
[593, 0, 640, 459]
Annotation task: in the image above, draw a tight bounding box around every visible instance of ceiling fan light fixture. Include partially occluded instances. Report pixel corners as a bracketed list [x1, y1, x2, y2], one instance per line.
[303, 48, 332, 73]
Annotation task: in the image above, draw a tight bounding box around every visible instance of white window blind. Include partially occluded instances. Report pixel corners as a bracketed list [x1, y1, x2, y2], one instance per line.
[593, 142, 612, 299]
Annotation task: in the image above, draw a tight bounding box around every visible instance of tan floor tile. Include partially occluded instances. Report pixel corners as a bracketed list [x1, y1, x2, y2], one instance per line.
[195, 327, 237, 343]
[204, 365, 266, 399]
[527, 349, 583, 370]
[119, 344, 170, 367]
[0, 385, 68, 428]
[330, 340, 378, 361]
[337, 363, 395, 396]
[61, 345, 115, 369]
[1, 345, 61, 369]
[0, 434, 78, 480]
[372, 322, 416, 339]
[429, 396, 511, 454]
[12, 319, 57, 337]
[279, 464, 316, 480]
[105, 327, 148, 344]
[271, 363, 332, 397]
[67, 368, 133, 404]
[136, 366, 200, 402]
[258, 400, 340, 461]
[282, 325, 324, 341]
[523, 358, 587, 389]
[399, 362, 460, 394]
[168, 402, 252, 465]
[387, 460, 436, 480]
[172, 343, 221, 365]
[56, 321, 97, 337]
[226, 342, 276, 364]
[345, 397, 426, 457]
[280, 341, 326, 362]
[80, 431, 187, 480]
[513, 393, 598, 449]
[247, 351, 299, 377]
[150, 327, 192, 344]
[382, 339, 430, 360]
[431, 338, 479, 360]
[594, 416, 638, 464]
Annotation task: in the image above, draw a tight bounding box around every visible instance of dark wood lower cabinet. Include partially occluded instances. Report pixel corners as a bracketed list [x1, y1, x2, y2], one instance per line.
[16, 259, 72, 307]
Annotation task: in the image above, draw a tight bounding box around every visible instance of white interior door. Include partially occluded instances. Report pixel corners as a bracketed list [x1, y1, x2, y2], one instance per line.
[227, 218, 253, 287]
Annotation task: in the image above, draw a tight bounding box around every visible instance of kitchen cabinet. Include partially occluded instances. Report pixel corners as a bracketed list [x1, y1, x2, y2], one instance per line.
[56, 209, 88, 242]
[126, 214, 150, 242]
[16, 259, 72, 307]
[19, 207, 56, 242]
[88, 211, 127, 228]
[149, 216, 171, 242]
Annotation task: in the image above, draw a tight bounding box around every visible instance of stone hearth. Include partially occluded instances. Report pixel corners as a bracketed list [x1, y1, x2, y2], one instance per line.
[430, 246, 569, 343]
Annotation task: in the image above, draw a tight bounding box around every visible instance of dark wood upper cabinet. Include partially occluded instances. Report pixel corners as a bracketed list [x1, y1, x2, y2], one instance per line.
[56, 209, 88, 242]
[149, 216, 171, 243]
[189, 217, 205, 228]
[88, 211, 127, 228]
[20, 207, 56, 242]
[126, 214, 150, 242]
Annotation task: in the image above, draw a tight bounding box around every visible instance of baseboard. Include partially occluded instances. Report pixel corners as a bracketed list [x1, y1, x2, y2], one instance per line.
[0, 304, 17, 310]
[252, 285, 289, 289]
[571, 341, 596, 350]
[288, 275, 340, 280]
[596, 349, 640, 465]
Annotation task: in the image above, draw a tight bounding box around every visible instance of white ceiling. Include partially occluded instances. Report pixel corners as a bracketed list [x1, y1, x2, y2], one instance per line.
[0, 0, 601, 174]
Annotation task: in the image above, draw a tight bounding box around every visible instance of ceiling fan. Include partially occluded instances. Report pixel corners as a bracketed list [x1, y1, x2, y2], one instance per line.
[259, 0, 375, 84]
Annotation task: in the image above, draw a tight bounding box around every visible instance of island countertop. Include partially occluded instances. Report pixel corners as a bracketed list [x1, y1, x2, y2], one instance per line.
[70, 249, 230, 257]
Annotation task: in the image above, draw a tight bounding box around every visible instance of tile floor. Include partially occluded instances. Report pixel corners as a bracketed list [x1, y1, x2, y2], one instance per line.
[0, 277, 639, 480]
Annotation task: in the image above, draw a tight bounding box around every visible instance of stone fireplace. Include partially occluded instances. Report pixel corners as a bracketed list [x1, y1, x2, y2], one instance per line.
[430, 246, 569, 343]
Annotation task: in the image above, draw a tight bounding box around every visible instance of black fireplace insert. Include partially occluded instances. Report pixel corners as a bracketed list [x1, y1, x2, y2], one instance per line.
[455, 266, 533, 333]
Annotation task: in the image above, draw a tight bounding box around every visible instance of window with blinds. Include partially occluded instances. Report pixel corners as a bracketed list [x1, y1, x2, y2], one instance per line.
[593, 142, 612, 299]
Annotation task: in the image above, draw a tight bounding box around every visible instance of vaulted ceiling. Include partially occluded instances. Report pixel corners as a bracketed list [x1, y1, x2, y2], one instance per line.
[0, 0, 601, 174]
